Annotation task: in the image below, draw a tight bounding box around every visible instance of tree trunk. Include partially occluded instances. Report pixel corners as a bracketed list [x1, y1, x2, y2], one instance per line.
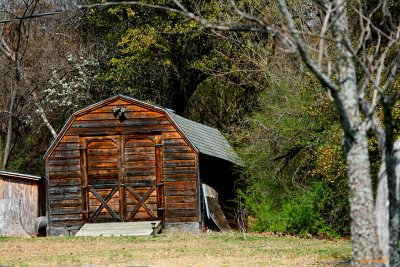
[376, 160, 390, 266]
[331, 0, 382, 264]
[2, 80, 17, 170]
[376, 139, 400, 267]
[31, 91, 57, 139]
[382, 105, 400, 266]
[344, 124, 382, 264]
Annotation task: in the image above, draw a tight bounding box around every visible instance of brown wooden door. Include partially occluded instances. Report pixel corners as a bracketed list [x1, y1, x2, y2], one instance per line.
[83, 137, 121, 222]
[82, 135, 163, 223]
[123, 136, 158, 221]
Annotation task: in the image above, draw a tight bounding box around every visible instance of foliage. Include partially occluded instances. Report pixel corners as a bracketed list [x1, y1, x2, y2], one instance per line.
[235, 63, 350, 237]
[84, 0, 215, 114]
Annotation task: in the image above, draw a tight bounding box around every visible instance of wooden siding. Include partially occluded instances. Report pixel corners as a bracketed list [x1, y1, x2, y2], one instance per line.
[46, 99, 199, 234]
[162, 130, 197, 224]
[0, 176, 39, 235]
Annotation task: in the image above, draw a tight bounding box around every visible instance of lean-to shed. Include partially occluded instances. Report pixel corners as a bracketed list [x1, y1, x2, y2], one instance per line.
[44, 95, 241, 236]
[0, 171, 45, 236]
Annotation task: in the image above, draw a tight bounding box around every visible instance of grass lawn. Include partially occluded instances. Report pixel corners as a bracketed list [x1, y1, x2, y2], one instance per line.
[0, 232, 350, 266]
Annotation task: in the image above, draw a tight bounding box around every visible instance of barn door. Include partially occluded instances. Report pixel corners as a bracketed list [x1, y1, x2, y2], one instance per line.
[81, 135, 163, 223]
[82, 137, 122, 223]
[122, 136, 161, 221]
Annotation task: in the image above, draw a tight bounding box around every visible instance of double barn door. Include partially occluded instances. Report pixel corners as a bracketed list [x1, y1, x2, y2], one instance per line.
[80, 135, 163, 223]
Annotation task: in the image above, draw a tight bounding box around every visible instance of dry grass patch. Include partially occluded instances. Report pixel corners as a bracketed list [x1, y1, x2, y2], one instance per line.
[0, 232, 350, 266]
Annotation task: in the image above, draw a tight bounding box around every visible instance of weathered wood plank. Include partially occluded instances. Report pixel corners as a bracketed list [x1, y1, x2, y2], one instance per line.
[47, 165, 80, 172]
[164, 189, 196, 196]
[125, 154, 155, 162]
[125, 147, 155, 154]
[49, 150, 80, 159]
[125, 170, 156, 176]
[71, 119, 170, 129]
[48, 187, 81, 194]
[164, 153, 196, 161]
[164, 146, 193, 153]
[76, 111, 165, 121]
[48, 179, 81, 187]
[125, 175, 156, 183]
[164, 196, 197, 204]
[163, 160, 195, 167]
[124, 160, 155, 168]
[87, 149, 118, 156]
[87, 162, 119, 169]
[162, 139, 188, 146]
[49, 214, 82, 222]
[49, 199, 82, 207]
[48, 171, 80, 178]
[164, 167, 196, 175]
[49, 192, 81, 201]
[87, 157, 117, 163]
[50, 208, 82, 215]
[162, 132, 182, 139]
[66, 125, 175, 135]
[87, 139, 117, 147]
[165, 216, 197, 223]
[48, 158, 80, 166]
[163, 202, 196, 209]
[59, 135, 80, 143]
[163, 173, 196, 182]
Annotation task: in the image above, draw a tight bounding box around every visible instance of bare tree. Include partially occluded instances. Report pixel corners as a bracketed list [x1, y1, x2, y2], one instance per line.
[0, 0, 58, 169]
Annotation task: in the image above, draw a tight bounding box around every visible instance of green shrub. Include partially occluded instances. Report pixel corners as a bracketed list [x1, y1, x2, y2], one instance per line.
[243, 181, 339, 238]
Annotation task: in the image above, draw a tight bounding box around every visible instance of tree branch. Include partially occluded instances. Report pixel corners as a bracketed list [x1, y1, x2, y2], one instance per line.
[277, 0, 337, 92]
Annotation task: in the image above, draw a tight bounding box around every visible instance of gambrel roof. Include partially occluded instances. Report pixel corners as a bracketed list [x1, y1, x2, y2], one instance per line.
[44, 95, 242, 165]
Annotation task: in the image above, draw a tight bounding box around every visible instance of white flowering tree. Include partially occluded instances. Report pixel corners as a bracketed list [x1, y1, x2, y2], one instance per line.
[41, 54, 99, 115]
[0, 0, 99, 169]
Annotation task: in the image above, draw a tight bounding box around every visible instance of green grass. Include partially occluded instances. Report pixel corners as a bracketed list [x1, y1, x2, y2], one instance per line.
[0, 232, 351, 266]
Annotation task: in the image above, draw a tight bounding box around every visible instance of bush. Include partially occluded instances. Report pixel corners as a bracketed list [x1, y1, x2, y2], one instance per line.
[243, 181, 340, 238]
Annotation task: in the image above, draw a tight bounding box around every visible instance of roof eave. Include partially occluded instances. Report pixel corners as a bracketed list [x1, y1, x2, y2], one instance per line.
[0, 170, 41, 181]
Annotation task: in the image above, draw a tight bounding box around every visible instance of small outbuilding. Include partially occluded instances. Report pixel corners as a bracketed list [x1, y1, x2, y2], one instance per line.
[0, 171, 45, 236]
[44, 95, 241, 236]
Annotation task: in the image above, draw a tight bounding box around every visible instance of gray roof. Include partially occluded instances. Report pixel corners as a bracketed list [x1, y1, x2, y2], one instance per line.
[167, 111, 242, 165]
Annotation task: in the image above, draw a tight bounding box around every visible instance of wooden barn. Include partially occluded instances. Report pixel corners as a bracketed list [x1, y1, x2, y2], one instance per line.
[44, 95, 241, 236]
[0, 171, 45, 236]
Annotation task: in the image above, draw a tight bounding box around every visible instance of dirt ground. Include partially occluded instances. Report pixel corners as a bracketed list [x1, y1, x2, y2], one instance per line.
[0, 232, 351, 266]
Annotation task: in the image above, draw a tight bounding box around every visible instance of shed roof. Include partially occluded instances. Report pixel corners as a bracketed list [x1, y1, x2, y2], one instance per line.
[44, 95, 241, 165]
[0, 170, 41, 181]
[167, 111, 242, 165]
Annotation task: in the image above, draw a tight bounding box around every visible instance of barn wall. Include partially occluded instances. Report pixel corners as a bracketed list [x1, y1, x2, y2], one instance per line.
[0, 176, 39, 235]
[162, 131, 198, 225]
[46, 99, 199, 235]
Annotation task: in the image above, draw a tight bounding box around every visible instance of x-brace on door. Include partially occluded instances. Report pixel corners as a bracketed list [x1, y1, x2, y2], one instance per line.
[80, 135, 164, 223]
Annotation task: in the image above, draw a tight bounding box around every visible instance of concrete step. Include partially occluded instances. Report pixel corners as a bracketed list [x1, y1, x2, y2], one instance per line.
[75, 221, 162, 237]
